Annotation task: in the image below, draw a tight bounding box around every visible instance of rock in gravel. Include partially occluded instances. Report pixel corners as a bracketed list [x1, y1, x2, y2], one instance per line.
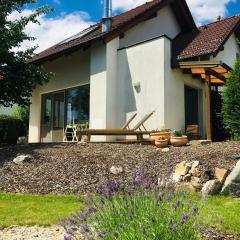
[221, 160, 240, 196]
[13, 155, 32, 165]
[172, 161, 191, 182]
[161, 147, 170, 153]
[202, 180, 222, 196]
[215, 167, 229, 184]
[110, 166, 123, 175]
[17, 137, 28, 145]
[191, 177, 202, 190]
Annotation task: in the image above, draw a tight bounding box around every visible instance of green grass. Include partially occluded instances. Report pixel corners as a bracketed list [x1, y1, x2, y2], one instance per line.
[202, 196, 240, 234]
[0, 193, 239, 235]
[0, 193, 83, 229]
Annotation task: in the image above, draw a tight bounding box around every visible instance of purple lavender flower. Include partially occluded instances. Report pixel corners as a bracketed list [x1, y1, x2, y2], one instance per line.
[81, 224, 90, 233]
[192, 208, 198, 217]
[157, 193, 164, 203]
[88, 206, 97, 214]
[180, 213, 188, 224]
[174, 201, 180, 211]
[167, 194, 173, 202]
[168, 218, 173, 225]
[97, 232, 106, 238]
[119, 223, 125, 229]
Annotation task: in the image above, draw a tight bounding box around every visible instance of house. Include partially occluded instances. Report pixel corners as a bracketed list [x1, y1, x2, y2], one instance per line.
[28, 0, 240, 143]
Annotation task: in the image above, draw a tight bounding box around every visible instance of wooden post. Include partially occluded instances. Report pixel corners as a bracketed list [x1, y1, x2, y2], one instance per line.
[205, 74, 212, 140]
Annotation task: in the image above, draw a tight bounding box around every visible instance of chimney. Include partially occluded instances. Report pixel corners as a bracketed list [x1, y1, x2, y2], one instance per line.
[102, 0, 112, 33]
[217, 16, 221, 21]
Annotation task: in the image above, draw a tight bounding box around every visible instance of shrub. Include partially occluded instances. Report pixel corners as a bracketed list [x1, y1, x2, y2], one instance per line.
[0, 115, 25, 144]
[222, 59, 240, 138]
[13, 105, 29, 134]
[62, 174, 207, 240]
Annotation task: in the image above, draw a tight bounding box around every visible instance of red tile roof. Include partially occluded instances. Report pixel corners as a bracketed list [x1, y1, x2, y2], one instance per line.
[173, 16, 240, 61]
[30, 0, 195, 63]
[30, 0, 166, 63]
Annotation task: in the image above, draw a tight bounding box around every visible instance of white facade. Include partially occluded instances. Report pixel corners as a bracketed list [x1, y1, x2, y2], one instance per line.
[28, 5, 239, 143]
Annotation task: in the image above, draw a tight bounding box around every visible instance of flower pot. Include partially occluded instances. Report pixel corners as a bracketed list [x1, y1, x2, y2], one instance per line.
[150, 132, 171, 143]
[155, 139, 168, 148]
[170, 135, 188, 147]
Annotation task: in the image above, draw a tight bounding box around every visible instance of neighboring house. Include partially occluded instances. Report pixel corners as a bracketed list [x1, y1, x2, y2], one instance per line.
[29, 0, 240, 143]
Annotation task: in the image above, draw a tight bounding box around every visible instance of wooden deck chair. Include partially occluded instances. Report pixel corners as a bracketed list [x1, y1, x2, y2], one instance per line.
[78, 111, 155, 142]
[132, 110, 155, 131]
[122, 113, 137, 130]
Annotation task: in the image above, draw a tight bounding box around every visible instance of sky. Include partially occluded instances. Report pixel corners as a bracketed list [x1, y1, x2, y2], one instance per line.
[10, 0, 240, 53]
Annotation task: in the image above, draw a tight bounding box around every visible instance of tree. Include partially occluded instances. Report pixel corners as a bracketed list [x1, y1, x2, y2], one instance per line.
[0, 0, 52, 107]
[222, 58, 240, 138]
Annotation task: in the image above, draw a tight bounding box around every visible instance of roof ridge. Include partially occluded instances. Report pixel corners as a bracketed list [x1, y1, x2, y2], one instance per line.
[111, 0, 156, 20]
[199, 15, 240, 29]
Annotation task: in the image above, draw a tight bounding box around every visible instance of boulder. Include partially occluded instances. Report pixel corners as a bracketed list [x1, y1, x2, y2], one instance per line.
[172, 161, 191, 182]
[191, 177, 202, 190]
[183, 174, 191, 182]
[17, 137, 28, 145]
[215, 168, 229, 184]
[176, 183, 196, 193]
[13, 155, 32, 165]
[189, 161, 200, 176]
[201, 180, 222, 196]
[221, 160, 240, 196]
[109, 166, 123, 175]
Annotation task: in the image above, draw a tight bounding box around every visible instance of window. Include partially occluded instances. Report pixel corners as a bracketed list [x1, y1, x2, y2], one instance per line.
[66, 85, 90, 125]
[42, 95, 52, 126]
[53, 92, 65, 128]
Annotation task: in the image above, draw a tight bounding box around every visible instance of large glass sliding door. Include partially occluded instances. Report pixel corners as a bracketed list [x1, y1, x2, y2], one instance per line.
[40, 84, 90, 142]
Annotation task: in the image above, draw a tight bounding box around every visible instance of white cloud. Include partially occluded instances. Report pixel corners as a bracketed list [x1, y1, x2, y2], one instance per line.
[9, 10, 94, 53]
[186, 0, 236, 25]
[112, 0, 235, 25]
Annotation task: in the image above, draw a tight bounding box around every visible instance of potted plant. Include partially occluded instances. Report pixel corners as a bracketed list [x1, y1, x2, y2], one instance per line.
[170, 130, 188, 147]
[150, 127, 171, 143]
[155, 136, 168, 148]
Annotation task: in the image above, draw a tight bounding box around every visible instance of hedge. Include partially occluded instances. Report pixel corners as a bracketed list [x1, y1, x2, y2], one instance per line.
[0, 115, 25, 144]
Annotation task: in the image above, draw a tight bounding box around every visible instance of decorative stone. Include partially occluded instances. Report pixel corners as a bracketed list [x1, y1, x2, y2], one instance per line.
[13, 155, 32, 165]
[189, 161, 199, 173]
[221, 160, 240, 196]
[191, 177, 202, 190]
[215, 168, 229, 184]
[172, 161, 191, 182]
[183, 174, 191, 182]
[161, 148, 170, 153]
[109, 166, 123, 175]
[201, 180, 222, 196]
[17, 137, 28, 145]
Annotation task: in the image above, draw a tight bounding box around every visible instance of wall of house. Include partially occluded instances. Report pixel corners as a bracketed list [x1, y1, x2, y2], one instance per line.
[119, 5, 181, 48]
[213, 34, 240, 68]
[164, 38, 206, 137]
[117, 37, 165, 131]
[89, 38, 120, 141]
[28, 49, 91, 143]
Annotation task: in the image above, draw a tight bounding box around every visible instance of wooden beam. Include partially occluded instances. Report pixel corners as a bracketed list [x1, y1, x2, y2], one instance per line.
[205, 68, 226, 82]
[205, 74, 212, 140]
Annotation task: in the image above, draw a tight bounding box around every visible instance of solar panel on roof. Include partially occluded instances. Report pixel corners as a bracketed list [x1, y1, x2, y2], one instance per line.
[57, 25, 99, 46]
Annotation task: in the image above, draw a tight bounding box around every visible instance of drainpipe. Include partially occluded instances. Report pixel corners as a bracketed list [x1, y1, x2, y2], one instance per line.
[102, 0, 112, 33]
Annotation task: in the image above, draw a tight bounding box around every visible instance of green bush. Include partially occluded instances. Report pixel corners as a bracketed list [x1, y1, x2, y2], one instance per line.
[0, 115, 25, 144]
[13, 105, 29, 134]
[222, 59, 240, 138]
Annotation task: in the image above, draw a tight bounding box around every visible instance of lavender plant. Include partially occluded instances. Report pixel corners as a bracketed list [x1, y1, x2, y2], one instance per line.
[62, 174, 205, 240]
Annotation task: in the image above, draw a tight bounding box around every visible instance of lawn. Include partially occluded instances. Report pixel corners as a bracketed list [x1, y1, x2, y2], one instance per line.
[0, 193, 82, 229]
[202, 196, 240, 234]
[0, 193, 239, 235]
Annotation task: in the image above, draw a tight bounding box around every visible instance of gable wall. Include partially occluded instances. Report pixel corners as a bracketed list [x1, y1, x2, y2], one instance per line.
[213, 34, 240, 67]
[119, 5, 181, 48]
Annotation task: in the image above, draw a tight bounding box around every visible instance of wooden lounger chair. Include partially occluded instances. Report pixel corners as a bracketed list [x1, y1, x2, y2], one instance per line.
[79, 111, 155, 142]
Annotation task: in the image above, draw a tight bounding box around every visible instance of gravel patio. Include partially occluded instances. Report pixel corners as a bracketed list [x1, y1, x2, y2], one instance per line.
[0, 141, 240, 195]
